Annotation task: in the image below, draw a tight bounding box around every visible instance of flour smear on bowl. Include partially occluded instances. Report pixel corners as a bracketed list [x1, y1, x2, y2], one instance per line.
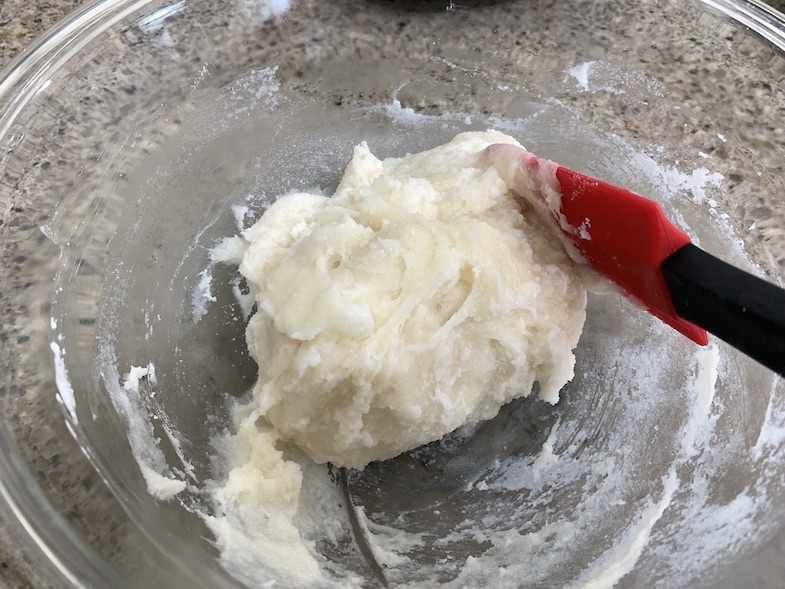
[47, 61, 785, 589]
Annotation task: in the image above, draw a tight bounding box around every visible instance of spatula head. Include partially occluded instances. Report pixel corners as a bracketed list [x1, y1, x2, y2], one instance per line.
[487, 144, 708, 345]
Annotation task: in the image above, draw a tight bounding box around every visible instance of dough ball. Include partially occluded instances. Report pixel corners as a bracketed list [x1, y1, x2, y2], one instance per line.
[238, 131, 587, 469]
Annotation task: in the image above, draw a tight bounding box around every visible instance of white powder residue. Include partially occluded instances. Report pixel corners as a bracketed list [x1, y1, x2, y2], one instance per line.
[531, 419, 560, 479]
[50, 341, 78, 424]
[144, 306, 153, 341]
[566, 345, 720, 588]
[232, 205, 251, 232]
[490, 344, 720, 587]
[123, 365, 150, 393]
[751, 375, 785, 459]
[681, 345, 720, 458]
[147, 362, 158, 386]
[229, 67, 280, 117]
[191, 266, 217, 322]
[98, 348, 187, 501]
[196, 233, 258, 321]
[210, 236, 247, 265]
[120, 365, 188, 500]
[169, 203, 228, 325]
[209, 237, 256, 319]
[162, 422, 196, 480]
[648, 476, 766, 586]
[430, 55, 481, 75]
[133, 366, 198, 485]
[139, 462, 187, 500]
[354, 506, 426, 568]
[573, 472, 679, 589]
[566, 60, 664, 97]
[567, 61, 595, 91]
[676, 167, 725, 206]
[381, 98, 428, 125]
[628, 150, 724, 207]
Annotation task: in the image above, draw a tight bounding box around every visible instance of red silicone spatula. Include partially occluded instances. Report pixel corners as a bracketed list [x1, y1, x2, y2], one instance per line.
[487, 143, 785, 377]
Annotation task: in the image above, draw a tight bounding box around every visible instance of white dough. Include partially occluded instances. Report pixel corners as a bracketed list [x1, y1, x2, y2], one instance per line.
[235, 130, 588, 470]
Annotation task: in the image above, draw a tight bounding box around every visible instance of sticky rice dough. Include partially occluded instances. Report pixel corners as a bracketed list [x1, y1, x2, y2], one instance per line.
[231, 130, 587, 470]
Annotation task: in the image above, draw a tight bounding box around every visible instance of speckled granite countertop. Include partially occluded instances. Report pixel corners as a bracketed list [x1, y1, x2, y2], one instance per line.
[2, 7, 95, 589]
[3, 1, 785, 588]
[0, 10, 87, 589]
[0, 5, 86, 584]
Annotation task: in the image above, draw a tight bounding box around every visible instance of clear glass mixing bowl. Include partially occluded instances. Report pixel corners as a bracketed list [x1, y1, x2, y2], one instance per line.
[2, 0, 785, 587]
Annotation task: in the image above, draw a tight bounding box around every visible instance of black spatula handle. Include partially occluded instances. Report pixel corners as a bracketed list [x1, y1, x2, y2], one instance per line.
[662, 244, 785, 377]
